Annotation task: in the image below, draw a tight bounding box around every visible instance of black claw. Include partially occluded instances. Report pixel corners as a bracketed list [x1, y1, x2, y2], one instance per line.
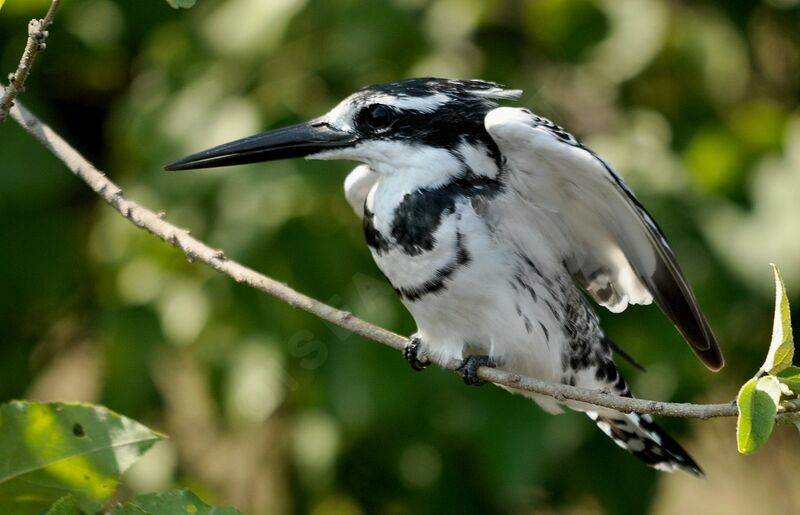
[404, 336, 430, 371]
[457, 355, 496, 386]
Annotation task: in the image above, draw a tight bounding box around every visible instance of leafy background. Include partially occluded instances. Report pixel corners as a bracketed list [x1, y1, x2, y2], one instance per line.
[1, 0, 800, 513]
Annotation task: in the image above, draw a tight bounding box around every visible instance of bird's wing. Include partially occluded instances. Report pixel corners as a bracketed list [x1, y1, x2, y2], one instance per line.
[484, 107, 723, 370]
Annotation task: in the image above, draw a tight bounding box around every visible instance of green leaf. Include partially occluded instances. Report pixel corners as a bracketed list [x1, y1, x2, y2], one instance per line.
[761, 264, 794, 374]
[45, 495, 83, 515]
[109, 504, 149, 515]
[777, 365, 800, 395]
[737, 375, 782, 454]
[0, 0, 5, 12]
[110, 489, 242, 515]
[0, 401, 163, 515]
[165, 0, 196, 8]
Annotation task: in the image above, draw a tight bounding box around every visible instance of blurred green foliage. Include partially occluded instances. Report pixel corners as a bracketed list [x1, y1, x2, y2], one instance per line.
[165, 0, 196, 9]
[2, 0, 800, 513]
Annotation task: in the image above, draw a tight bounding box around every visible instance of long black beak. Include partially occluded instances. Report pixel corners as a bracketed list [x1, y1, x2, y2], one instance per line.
[164, 120, 357, 171]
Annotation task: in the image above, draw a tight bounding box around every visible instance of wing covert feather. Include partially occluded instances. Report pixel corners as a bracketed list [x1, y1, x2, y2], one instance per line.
[485, 107, 723, 370]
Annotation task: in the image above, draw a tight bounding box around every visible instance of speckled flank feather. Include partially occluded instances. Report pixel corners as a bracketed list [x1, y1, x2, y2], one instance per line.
[544, 292, 703, 476]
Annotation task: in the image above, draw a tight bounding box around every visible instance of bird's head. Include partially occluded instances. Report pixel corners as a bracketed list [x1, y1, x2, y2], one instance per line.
[165, 78, 521, 174]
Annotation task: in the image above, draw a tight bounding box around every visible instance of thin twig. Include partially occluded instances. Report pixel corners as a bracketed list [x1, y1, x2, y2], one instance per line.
[0, 0, 61, 121]
[3, 85, 800, 420]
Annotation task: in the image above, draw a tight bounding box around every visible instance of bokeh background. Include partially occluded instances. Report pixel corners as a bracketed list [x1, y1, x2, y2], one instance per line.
[2, 0, 800, 513]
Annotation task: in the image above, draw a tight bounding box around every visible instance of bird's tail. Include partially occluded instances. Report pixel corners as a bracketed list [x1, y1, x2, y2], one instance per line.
[573, 337, 703, 477]
[585, 408, 704, 477]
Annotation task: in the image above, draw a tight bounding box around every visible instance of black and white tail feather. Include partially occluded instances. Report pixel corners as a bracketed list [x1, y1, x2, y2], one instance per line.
[577, 345, 703, 477]
[166, 77, 721, 477]
[588, 409, 703, 477]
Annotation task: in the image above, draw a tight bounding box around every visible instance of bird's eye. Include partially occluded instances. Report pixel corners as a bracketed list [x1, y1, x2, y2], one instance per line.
[357, 104, 395, 131]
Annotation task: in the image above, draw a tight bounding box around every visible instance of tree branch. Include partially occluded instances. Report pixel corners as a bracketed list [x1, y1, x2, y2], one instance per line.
[3, 84, 799, 421]
[0, 0, 61, 122]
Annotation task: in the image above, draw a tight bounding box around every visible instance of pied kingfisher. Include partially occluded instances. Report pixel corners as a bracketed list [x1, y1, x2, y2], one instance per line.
[166, 78, 723, 476]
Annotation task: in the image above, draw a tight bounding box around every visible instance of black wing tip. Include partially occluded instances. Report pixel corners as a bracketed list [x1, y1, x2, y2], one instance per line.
[699, 347, 724, 372]
[690, 327, 724, 372]
[668, 316, 724, 371]
[698, 319, 724, 371]
[651, 267, 725, 372]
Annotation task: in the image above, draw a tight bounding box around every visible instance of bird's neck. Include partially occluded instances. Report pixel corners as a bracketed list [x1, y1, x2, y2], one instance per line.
[370, 145, 464, 190]
[369, 140, 501, 192]
[364, 142, 505, 255]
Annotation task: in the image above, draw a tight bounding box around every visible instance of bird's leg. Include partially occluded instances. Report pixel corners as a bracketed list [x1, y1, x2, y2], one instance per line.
[404, 334, 431, 371]
[457, 355, 496, 386]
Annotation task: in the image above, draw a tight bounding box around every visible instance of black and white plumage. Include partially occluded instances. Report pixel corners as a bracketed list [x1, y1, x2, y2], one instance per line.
[166, 78, 723, 477]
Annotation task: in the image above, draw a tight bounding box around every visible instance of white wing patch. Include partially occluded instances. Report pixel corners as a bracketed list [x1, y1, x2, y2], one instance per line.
[520, 111, 672, 252]
[486, 107, 654, 312]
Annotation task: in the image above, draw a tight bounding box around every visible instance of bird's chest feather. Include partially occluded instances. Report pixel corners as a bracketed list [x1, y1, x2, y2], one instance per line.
[362, 174, 503, 291]
[365, 187, 466, 290]
[365, 171, 502, 245]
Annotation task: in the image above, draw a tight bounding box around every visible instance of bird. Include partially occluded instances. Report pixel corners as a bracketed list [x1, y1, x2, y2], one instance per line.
[166, 78, 723, 477]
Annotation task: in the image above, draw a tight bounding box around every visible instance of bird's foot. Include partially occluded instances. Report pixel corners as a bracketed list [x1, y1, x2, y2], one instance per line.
[404, 335, 431, 371]
[457, 355, 496, 386]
